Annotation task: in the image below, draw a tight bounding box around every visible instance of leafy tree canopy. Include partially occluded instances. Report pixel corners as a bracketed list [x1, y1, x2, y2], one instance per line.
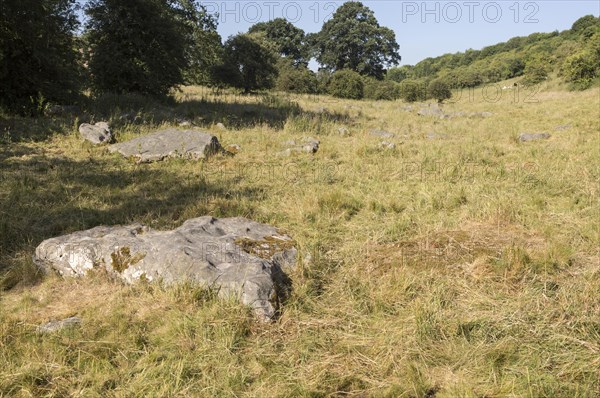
[248, 18, 308, 66]
[84, 0, 188, 96]
[311, 1, 400, 79]
[213, 34, 279, 93]
[0, 0, 81, 114]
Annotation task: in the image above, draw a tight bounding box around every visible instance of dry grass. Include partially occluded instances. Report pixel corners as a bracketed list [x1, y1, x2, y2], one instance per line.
[0, 83, 599, 397]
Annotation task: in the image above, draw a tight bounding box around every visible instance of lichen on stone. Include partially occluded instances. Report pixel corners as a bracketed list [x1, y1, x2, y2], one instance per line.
[111, 247, 146, 273]
[235, 236, 296, 259]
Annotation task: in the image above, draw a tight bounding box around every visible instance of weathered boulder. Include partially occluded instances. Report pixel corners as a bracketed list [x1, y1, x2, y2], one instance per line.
[426, 132, 447, 140]
[519, 133, 551, 142]
[370, 129, 395, 139]
[417, 107, 445, 118]
[108, 129, 223, 163]
[34, 217, 297, 320]
[555, 124, 572, 131]
[379, 141, 396, 150]
[338, 127, 351, 137]
[37, 317, 82, 334]
[280, 137, 320, 156]
[79, 122, 113, 145]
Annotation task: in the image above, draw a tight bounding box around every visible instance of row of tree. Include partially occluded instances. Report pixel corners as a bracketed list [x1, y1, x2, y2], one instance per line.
[0, 0, 402, 114]
[385, 15, 600, 91]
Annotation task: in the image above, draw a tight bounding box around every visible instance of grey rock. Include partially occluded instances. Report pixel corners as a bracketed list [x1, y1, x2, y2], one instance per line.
[379, 141, 396, 150]
[34, 217, 297, 320]
[417, 106, 445, 118]
[555, 124, 572, 131]
[426, 132, 446, 140]
[370, 129, 395, 139]
[108, 129, 223, 163]
[216, 123, 226, 130]
[79, 122, 113, 145]
[37, 317, 82, 334]
[179, 121, 192, 127]
[469, 112, 493, 118]
[337, 127, 350, 137]
[280, 137, 320, 156]
[518, 133, 551, 142]
[226, 144, 241, 154]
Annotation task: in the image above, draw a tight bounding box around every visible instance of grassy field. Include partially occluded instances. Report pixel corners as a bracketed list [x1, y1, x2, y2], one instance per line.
[0, 83, 598, 397]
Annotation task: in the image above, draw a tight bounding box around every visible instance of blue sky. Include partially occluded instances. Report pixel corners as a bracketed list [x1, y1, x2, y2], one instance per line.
[77, 1, 600, 66]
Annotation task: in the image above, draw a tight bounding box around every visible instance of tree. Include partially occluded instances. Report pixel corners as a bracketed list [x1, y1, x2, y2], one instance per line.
[328, 69, 364, 99]
[84, 0, 188, 96]
[427, 79, 452, 103]
[363, 77, 401, 100]
[571, 15, 599, 34]
[175, 0, 223, 85]
[386, 66, 413, 83]
[311, 1, 400, 79]
[214, 34, 278, 93]
[0, 0, 81, 114]
[248, 18, 308, 66]
[276, 59, 318, 94]
[521, 58, 549, 86]
[400, 80, 427, 102]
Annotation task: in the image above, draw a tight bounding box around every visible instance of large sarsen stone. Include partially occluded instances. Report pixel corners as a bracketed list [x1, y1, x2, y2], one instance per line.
[108, 129, 223, 163]
[34, 217, 297, 320]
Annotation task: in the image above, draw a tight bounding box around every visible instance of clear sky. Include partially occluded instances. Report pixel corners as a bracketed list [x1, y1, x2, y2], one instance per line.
[77, 1, 600, 66]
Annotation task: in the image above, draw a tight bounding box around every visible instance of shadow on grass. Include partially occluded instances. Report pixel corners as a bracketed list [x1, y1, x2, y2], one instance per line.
[0, 90, 352, 143]
[0, 148, 265, 289]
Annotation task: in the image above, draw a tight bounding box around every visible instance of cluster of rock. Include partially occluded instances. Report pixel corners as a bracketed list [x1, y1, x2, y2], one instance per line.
[35, 217, 298, 320]
[416, 105, 493, 120]
[79, 123, 235, 163]
[108, 129, 224, 163]
[280, 137, 320, 156]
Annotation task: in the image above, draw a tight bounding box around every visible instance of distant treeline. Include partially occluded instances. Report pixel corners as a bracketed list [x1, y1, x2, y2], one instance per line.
[0, 0, 598, 115]
[387, 15, 600, 92]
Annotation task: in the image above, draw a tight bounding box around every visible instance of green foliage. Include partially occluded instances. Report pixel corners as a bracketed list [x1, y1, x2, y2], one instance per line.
[84, 0, 188, 96]
[386, 66, 413, 83]
[399, 80, 427, 102]
[571, 15, 599, 34]
[248, 18, 308, 66]
[276, 60, 318, 94]
[521, 58, 549, 86]
[402, 15, 599, 91]
[176, 0, 223, 85]
[214, 34, 279, 93]
[363, 77, 401, 101]
[427, 79, 452, 103]
[311, 1, 400, 79]
[0, 0, 81, 115]
[562, 31, 600, 90]
[328, 70, 364, 99]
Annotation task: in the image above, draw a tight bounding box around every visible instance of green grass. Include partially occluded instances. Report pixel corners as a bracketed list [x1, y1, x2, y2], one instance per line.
[0, 84, 599, 397]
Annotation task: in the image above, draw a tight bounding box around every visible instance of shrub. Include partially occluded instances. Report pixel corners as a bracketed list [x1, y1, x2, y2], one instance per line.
[521, 59, 549, 86]
[427, 79, 452, 103]
[328, 70, 364, 99]
[363, 78, 401, 101]
[399, 79, 427, 102]
[276, 62, 318, 94]
[563, 50, 598, 90]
